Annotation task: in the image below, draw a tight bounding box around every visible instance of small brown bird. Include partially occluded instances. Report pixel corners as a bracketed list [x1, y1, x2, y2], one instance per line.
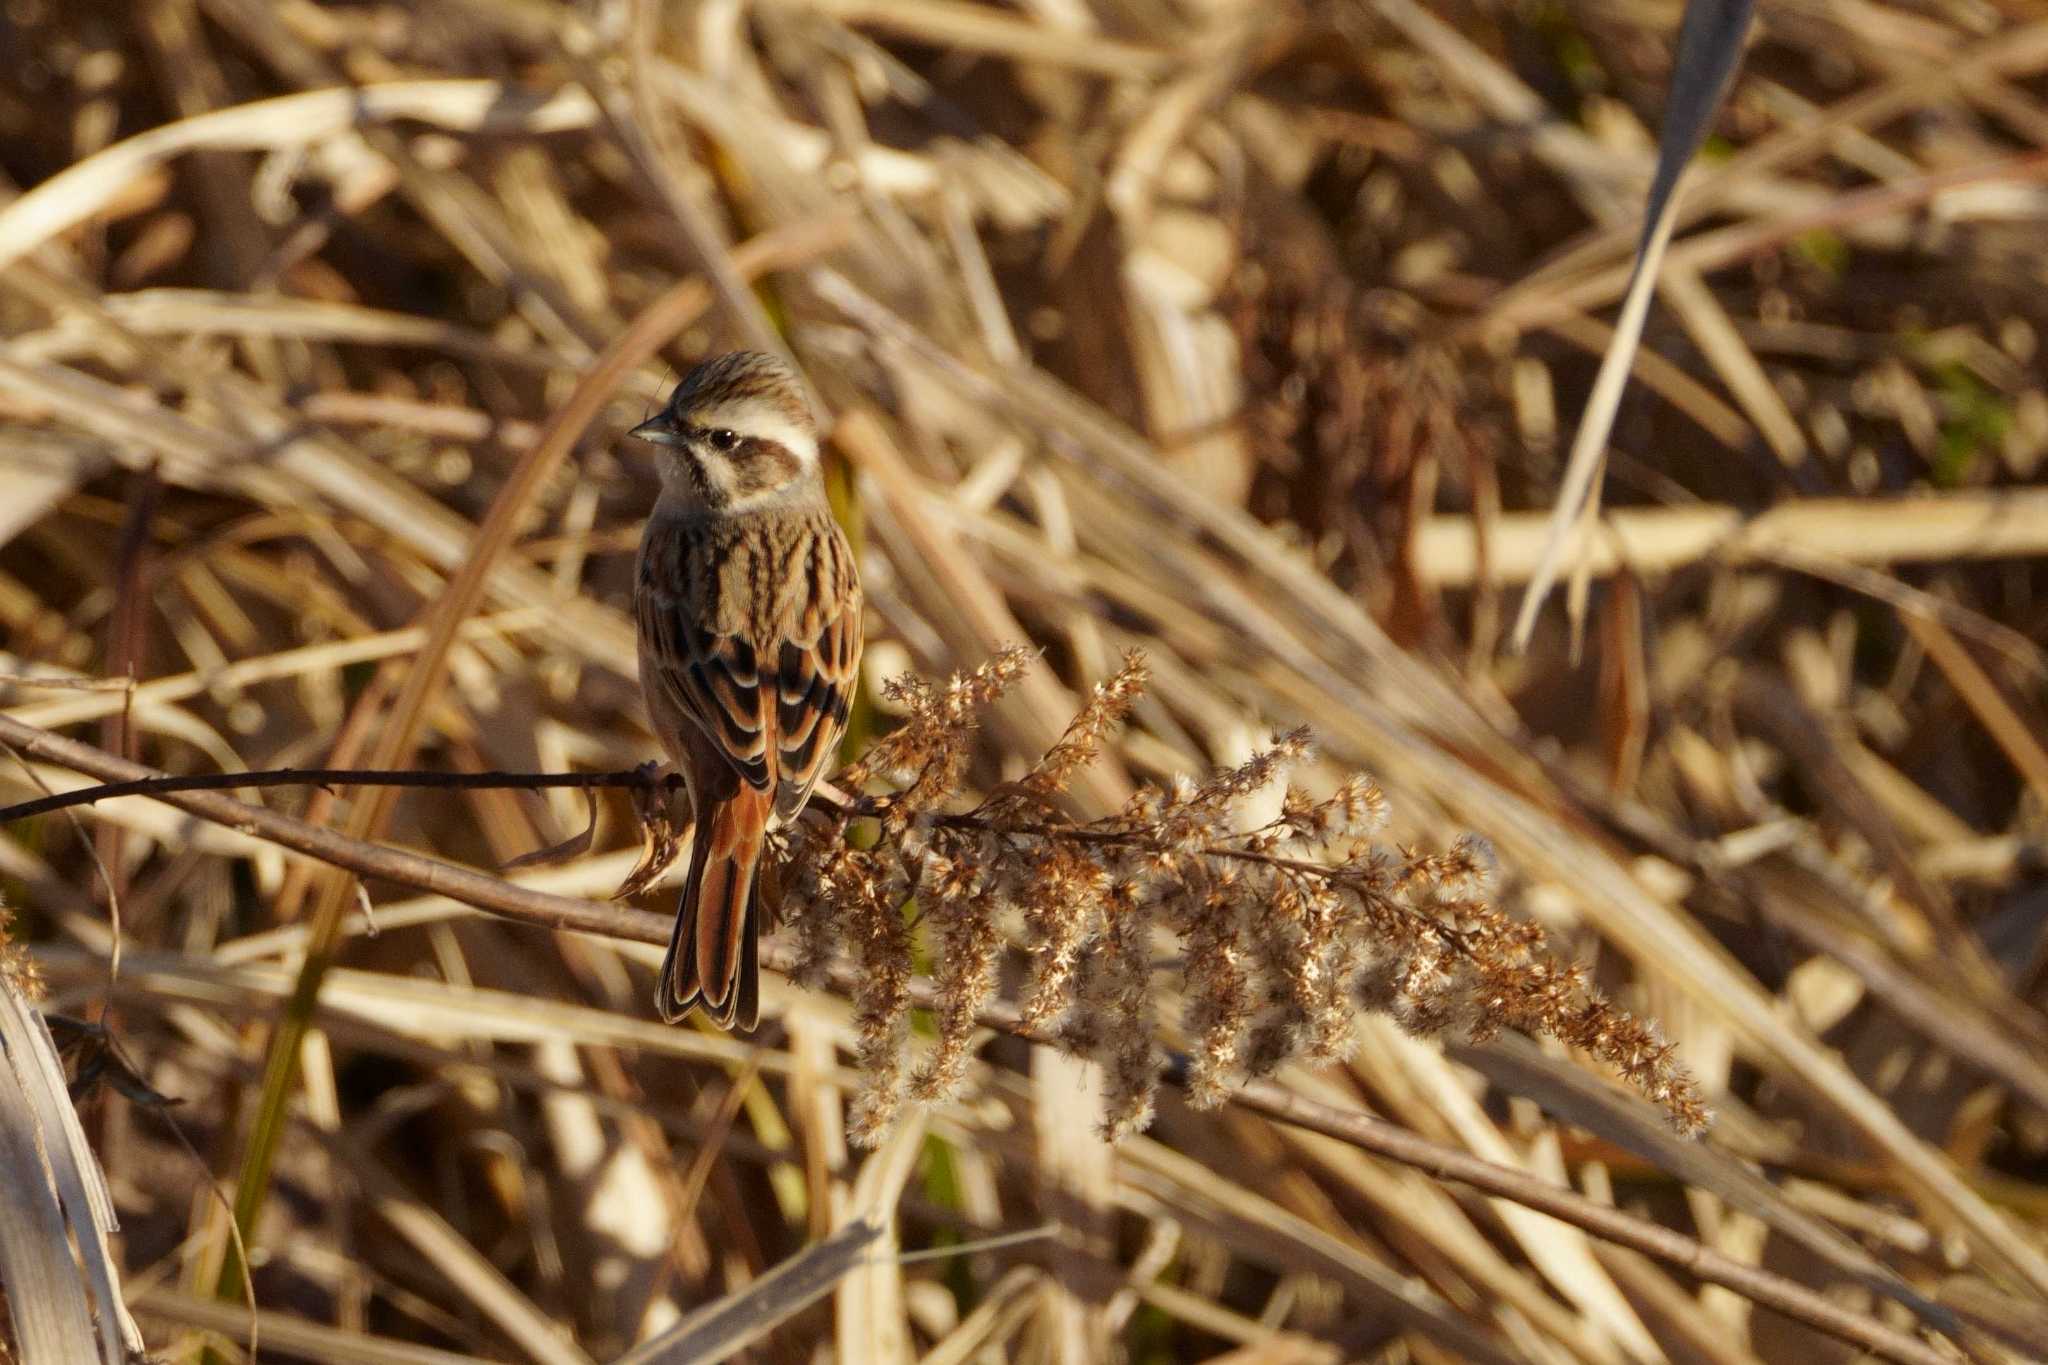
[631, 352, 863, 1029]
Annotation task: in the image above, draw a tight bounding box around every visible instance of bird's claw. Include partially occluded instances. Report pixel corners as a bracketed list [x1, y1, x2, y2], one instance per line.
[613, 765, 690, 899]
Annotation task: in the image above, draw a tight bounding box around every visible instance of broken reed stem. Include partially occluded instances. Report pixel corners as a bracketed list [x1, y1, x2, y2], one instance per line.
[0, 707, 1962, 1365]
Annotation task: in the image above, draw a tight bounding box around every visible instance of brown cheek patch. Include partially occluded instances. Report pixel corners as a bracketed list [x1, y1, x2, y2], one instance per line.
[729, 438, 805, 497]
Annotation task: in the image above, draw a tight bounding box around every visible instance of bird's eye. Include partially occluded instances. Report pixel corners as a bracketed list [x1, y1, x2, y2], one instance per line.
[706, 428, 738, 452]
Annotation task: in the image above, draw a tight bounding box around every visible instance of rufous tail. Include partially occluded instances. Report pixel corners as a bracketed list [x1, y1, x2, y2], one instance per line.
[658, 785, 769, 1029]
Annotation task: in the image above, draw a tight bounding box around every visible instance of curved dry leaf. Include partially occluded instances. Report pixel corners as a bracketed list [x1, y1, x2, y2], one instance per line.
[1510, 0, 1758, 650]
[0, 970, 143, 1362]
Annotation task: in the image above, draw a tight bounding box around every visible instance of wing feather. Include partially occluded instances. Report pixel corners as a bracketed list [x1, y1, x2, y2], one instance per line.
[639, 509, 860, 816]
[772, 537, 861, 820]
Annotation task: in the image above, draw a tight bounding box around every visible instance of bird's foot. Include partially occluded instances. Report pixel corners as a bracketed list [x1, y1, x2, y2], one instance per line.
[613, 764, 690, 898]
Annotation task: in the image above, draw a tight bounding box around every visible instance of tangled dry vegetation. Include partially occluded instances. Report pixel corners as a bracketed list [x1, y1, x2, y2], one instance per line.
[3, 0, 2048, 1362]
[791, 647, 1705, 1146]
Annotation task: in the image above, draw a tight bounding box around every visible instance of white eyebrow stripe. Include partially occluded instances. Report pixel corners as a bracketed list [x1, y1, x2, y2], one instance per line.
[695, 404, 819, 467]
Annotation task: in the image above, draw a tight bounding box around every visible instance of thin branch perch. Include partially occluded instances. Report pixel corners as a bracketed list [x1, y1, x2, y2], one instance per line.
[0, 765, 680, 827]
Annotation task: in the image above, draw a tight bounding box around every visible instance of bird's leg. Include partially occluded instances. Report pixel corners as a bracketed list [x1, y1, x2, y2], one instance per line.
[613, 760, 693, 898]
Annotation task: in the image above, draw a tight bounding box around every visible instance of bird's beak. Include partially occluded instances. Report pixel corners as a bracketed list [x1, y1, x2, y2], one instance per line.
[630, 416, 686, 448]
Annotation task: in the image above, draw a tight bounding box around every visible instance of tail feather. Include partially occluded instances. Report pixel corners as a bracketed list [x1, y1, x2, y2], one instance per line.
[658, 785, 770, 1029]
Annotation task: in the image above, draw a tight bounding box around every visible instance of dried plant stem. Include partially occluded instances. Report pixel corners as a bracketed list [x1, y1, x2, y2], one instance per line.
[0, 715, 675, 942]
[0, 765, 679, 826]
[0, 713, 1967, 1365]
[1416, 488, 2048, 587]
[0, 768, 1465, 967]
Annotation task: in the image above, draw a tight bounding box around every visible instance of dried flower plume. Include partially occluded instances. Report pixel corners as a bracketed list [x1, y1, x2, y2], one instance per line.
[774, 649, 1708, 1145]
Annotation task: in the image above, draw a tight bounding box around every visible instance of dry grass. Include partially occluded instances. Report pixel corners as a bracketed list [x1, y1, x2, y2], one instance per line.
[4, 0, 2048, 1361]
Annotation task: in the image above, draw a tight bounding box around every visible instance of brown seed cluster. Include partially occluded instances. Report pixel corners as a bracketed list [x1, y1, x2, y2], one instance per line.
[779, 650, 1708, 1145]
[0, 900, 42, 1001]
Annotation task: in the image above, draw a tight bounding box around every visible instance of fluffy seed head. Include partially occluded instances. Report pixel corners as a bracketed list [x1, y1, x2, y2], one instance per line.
[766, 650, 1710, 1145]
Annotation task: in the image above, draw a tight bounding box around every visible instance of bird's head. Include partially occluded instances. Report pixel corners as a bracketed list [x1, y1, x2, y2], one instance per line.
[631, 351, 819, 509]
